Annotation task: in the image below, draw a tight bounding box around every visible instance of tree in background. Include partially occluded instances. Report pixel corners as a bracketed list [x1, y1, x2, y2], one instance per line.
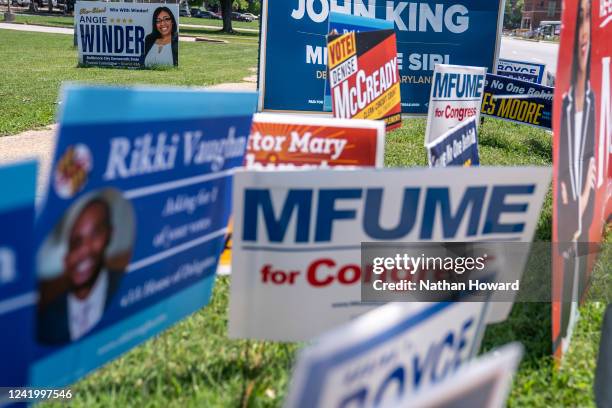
[504, 0, 524, 29]
[205, 0, 257, 33]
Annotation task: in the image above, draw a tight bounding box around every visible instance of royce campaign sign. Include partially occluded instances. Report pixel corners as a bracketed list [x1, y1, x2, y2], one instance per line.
[30, 86, 257, 387]
[75, 2, 179, 69]
[427, 118, 479, 167]
[481, 73, 553, 130]
[396, 343, 522, 408]
[259, 0, 503, 115]
[284, 301, 489, 408]
[0, 161, 36, 401]
[229, 167, 551, 341]
[497, 58, 546, 84]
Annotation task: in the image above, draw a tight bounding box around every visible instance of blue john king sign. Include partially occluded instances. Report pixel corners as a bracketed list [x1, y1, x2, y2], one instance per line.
[259, 0, 503, 114]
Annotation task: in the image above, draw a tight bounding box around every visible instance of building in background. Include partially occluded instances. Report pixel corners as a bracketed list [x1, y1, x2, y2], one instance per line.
[521, 0, 561, 30]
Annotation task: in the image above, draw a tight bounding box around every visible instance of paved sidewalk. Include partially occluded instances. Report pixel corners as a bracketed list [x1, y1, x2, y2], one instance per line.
[0, 22, 197, 41]
[0, 80, 256, 201]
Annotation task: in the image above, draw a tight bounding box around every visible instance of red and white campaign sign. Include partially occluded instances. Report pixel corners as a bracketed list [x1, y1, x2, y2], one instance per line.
[552, 0, 612, 359]
[425, 64, 487, 145]
[393, 343, 522, 408]
[245, 113, 385, 169]
[217, 114, 385, 275]
[229, 167, 551, 341]
[284, 302, 489, 408]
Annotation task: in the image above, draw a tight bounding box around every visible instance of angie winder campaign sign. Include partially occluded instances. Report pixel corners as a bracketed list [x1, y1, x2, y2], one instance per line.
[76, 2, 179, 69]
[258, 0, 503, 114]
[229, 167, 551, 341]
[30, 85, 257, 387]
[0, 161, 36, 400]
[285, 302, 488, 408]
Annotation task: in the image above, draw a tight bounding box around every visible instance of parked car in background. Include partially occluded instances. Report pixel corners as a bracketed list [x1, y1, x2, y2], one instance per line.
[193, 10, 221, 19]
[231, 12, 253, 22]
[179, 3, 190, 17]
[242, 12, 258, 20]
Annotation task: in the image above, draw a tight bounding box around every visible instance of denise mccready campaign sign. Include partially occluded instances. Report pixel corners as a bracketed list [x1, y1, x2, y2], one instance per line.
[75, 2, 179, 69]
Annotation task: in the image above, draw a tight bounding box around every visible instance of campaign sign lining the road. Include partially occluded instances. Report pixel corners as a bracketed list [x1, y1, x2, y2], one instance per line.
[481, 73, 553, 130]
[30, 86, 257, 387]
[427, 118, 479, 167]
[424, 64, 486, 145]
[328, 29, 402, 131]
[552, 0, 611, 359]
[323, 12, 394, 112]
[284, 302, 488, 408]
[217, 114, 385, 275]
[258, 0, 504, 115]
[246, 113, 385, 169]
[397, 343, 522, 408]
[75, 2, 179, 69]
[0, 161, 36, 400]
[229, 167, 551, 341]
[497, 58, 546, 84]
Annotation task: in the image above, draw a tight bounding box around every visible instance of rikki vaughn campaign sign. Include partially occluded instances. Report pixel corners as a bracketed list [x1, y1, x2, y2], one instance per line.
[0, 161, 37, 401]
[217, 114, 385, 275]
[76, 2, 179, 69]
[258, 0, 503, 115]
[424, 64, 486, 145]
[229, 167, 551, 341]
[284, 302, 489, 408]
[30, 86, 257, 387]
[327, 29, 402, 131]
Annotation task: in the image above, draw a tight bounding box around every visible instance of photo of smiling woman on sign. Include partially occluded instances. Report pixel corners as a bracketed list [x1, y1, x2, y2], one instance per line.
[144, 6, 178, 67]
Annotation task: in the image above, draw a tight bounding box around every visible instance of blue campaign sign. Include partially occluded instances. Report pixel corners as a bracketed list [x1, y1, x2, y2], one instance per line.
[0, 161, 37, 396]
[259, 0, 503, 115]
[285, 302, 489, 408]
[323, 12, 393, 111]
[481, 73, 553, 129]
[31, 85, 257, 387]
[427, 118, 480, 167]
[497, 58, 545, 84]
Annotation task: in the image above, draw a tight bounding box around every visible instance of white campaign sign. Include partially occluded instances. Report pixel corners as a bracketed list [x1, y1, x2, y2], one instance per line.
[424, 64, 487, 145]
[229, 167, 551, 341]
[396, 343, 522, 408]
[284, 302, 489, 408]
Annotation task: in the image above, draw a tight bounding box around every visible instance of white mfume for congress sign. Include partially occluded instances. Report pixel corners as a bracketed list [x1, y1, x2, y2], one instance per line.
[229, 167, 551, 341]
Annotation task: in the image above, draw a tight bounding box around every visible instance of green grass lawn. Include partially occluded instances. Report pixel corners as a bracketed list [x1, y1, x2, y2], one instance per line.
[0, 29, 258, 136]
[38, 119, 606, 408]
[1, 27, 607, 408]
